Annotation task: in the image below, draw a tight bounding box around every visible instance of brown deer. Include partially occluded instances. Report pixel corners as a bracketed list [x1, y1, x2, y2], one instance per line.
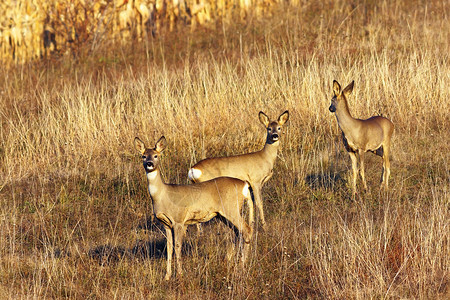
[135, 136, 253, 280]
[329, 80, 394, 197]
[188, 111, 289, 230]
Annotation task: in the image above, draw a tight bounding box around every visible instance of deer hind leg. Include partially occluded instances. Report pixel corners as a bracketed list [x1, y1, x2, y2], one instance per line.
[164, 225, 173, 280]
[358, 149, 368, 191]
[247, 195, 255, 227]
[242, 194, 254, 263]
[225, 214, 253, 245]
[174, 224, 186, 276]
[348, 151, 358, 198]
[221, 210, 253, 263]
[235, 214, 253, 264]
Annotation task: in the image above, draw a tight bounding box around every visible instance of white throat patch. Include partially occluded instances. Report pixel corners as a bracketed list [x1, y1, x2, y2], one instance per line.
[147, 170, 158, 181]
[146, 171, 158, 195]
[148, 184, 158, 194]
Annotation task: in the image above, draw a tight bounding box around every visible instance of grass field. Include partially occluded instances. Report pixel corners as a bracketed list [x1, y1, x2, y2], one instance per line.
[0, 1, 448, 298]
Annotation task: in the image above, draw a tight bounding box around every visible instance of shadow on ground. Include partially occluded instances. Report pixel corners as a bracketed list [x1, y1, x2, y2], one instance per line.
[88, 239, 169, 264]
[88, 218, 195, 265]
[305, 171, 344, 190]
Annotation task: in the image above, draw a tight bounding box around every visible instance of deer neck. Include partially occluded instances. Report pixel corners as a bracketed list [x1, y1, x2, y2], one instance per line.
[335, 99, 359, 137]
[146, 169, 166, 201]
[261, 139, 280, 165]
[127, 0, 134, 10]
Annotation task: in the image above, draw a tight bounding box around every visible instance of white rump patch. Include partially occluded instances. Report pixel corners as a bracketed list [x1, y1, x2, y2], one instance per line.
[188, 168, 202, 181]
[242, 182, 250, 197]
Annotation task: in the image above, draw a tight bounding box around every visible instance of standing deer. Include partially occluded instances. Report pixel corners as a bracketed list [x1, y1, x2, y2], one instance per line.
[135, 136, 253, 280]
[188, 111, 290, 230]
[329, 80, 394, 197]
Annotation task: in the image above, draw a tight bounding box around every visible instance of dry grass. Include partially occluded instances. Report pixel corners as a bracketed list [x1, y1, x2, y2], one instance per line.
[0, 1, 449, 298]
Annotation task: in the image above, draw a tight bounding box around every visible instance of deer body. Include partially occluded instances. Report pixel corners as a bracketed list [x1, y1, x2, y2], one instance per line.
[189, 111, 289, 230]
[147, 170, 251, 227]
[329, 80, 394, 196]
[135, 136, 253, 280]
[189, 143, 278, 187]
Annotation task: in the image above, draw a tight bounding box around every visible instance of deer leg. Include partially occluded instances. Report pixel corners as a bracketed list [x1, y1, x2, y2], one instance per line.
[224, 214, 253, 245]
[221, 211, 253, 264]
[195, 223, 203, 234]
[174, 224, 186, 276]
[226, 242, 236, 262]
[253, 185, 266, 230]
[164, 225, 173, 280]
[242, 239, 251, 264]
[246, 195, 255, 228]
[358, 149, 368, 191]
[224, 195, 253, 263]
[348, 152, 358, 198]
[382, 142, 391, 189]
[243, 195, 254, 263]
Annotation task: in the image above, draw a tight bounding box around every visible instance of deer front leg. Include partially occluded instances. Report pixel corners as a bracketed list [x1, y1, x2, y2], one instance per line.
[174, 224, 186, 277]
[348, 152, 358, 198]
[358, 149, 368, 191]
[164, 225, 173, 280]
[381, 142, 391, 189]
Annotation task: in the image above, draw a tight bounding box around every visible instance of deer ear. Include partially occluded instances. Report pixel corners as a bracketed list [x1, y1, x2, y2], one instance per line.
[333, 80, 341, 96]
[155, 136, 167, 153]
[259, 111, 270, 127]
[134, 137, 146, 154]
[342, 81, 354, 98]
[278, 110, 289, 126]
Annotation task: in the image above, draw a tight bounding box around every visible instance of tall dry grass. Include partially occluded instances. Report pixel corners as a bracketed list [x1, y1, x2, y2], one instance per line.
[0, 0, 448, 298]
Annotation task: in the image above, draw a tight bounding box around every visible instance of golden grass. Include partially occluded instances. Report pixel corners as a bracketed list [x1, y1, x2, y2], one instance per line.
[0, 1, 449, 298]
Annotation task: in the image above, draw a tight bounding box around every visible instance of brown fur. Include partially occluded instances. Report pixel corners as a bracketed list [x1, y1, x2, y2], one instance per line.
[329, 80, 394, 197]
[188, 111, 289, 230]
[135, 136, 253, 280]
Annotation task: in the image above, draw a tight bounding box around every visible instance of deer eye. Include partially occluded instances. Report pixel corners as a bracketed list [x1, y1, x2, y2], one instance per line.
[141, 155, 146, 159]
[154, 155, 158, 159]
[277, 127, 281, 131]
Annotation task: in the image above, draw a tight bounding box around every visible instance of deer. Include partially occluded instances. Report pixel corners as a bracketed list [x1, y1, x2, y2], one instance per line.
[134, 136, 254, 280]
[329, 80, 394, 197]
[188, 111, 290, 231]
